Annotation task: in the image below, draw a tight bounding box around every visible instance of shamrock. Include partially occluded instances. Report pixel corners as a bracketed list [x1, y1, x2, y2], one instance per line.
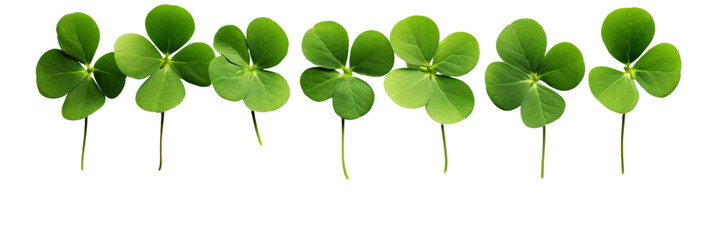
[384, 15, 478, 173]
[485, 18, 584, 178]
[36, 12, 126, 170]
[114, 5, 215, 170]
[210, 17, 290, 146]
[589, 7, 681, 174]
[300, 21, 394, 179]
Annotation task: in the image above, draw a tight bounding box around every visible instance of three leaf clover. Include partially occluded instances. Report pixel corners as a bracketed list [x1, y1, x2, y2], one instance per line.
[588, 7, 681, 174]
[210, 17, 290, 146]
[300, 21, 394, 179]
[36, 12, 126, 170]
[484, 18, 584, 178]
[384, 15, 478, 174]
[114, 5, 215, 170]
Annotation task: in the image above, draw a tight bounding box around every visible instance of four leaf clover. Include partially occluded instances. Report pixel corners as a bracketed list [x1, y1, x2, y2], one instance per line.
[485, 18, 585, 178]
[300, 21, 394, 179]
[36, 12, 126, 170]
[588, 7, 681, 174]
[114, 5, 215, 170]
[210, 17, 290, 146]
[384, 15, 479, 173]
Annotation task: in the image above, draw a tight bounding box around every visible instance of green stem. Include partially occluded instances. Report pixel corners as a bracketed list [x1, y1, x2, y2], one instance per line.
[81, 117, 87, 171]
[441, 124, 448, 173]
[342, 118, 349, 179]
[251, 111, 263, 146]
[621, 114, 626, 174]
[159, 112, 164, 171]
[541, 126, 546, 179]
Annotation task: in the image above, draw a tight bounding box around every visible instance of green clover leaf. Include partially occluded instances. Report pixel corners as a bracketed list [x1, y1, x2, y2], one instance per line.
[385, 16, 479, 174]
[36, 12, 127, 170]
[209, 17, 290, 146]
[485, 18, 584, 178]
[114, 4, 214, 170]
[588, 7, 681, 174]
[300, 21, 394, 179]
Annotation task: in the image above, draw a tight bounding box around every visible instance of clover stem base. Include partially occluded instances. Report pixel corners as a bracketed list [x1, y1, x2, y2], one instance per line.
[441, 124, 448, 174]
[342, 118, 349, 179]
[541, 126, 546, 179]
[621, 114, 625, 174]
[81, 117, 87, 171]
[159, 112, 164, 171]
[251, 111, 262, 146]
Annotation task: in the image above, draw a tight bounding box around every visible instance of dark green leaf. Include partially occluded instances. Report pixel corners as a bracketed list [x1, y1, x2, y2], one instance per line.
[332, 76, 374, 120]
[56, 12, 100, 64]
[171, 42, 215, 87]
[425, 75, 474, 124]
[539, 42, 585, 91]
[135, 66, 185, 112]
[496, 18, 546, 73]
[243, 70, 290, 112]
[247, 17, 288, 69]
[36, 49, 85, 98]
[300, 67, 342, 102]
[213, 25, 250, 67]
[601, 7, 655, 64]
[484, 62, 532, 111]
[349, 30, 394, 77]
[145, 4, 194, 54]
[93, 52, 126, 98]
[61, 77, 105, 120]
[301, 21, 349, 69]
[520, 83, 565, 128]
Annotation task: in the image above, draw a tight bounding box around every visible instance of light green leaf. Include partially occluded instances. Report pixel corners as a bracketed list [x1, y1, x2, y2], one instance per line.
[601, 7, 655, 64]
[432, 32, 479, 77]
[633, 43, 681, 97]
[390, 15, 440, 66]
[213, 25, 250, 67]
[349, 30, 394, 77]
[93, 52, 126, 99]
[539, 42, 585, 91]
[247, 17, 288, 69]
[145, 4, 195, 54]
[244, 70, 290, 112]
[61, 77, 106, 120]
[589, 67, 639, 114]
[302, 21, 349, 69]
[135, 66, 185, 112]
[114, 33, 163, 79]
[171, 42, 215, 87]
[300, 67, 342, 102]
[425, 75, 474, 124]
[496, 18, 546, 73]
[332, 76, 374, 120]
[209, 56, 251, 101]
[484, 62, 532, 111]
[56, 12, 100, 64]
[520, 83, 565, 128]
[384, 68, 431, 108]
[36, 49, 85, 98]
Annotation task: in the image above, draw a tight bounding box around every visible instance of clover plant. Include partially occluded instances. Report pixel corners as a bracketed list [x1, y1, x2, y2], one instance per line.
[589, 8, 681, 174]
[384, 16, 478, 173]
[114, 5, 214, 170]
[209, 18, 290, 146]
[485, 18, 584, 178]
[36, 12, 126, 170]
[300, 21, 394, 179]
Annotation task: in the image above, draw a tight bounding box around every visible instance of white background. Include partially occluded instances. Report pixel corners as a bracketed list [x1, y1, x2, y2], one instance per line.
[1, 0, 711, 239]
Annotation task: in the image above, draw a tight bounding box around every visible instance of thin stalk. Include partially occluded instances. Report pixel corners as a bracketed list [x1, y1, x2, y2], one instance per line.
[441, 124, 448, 173]
[621, 114, 626, 174]
[342, 118, 349, 179]
[541, 126, 546, 179]
[251, 111, 263, 146]
[159, 112, 164, 171]
[81, 117, 88, 171]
